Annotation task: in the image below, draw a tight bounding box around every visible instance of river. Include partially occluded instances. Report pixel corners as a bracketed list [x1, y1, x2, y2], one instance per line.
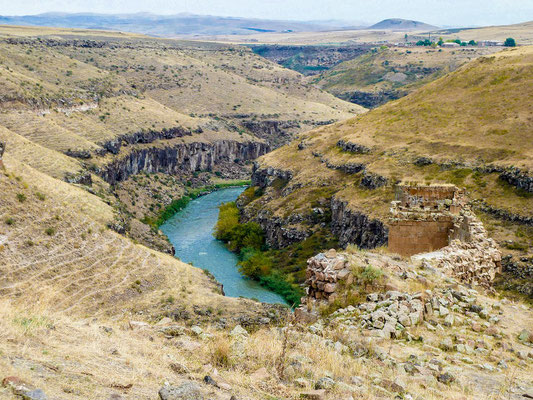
[160, 187, 286, 304]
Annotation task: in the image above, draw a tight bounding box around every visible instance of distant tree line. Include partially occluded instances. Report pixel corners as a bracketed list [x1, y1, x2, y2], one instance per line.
[414, 37, 516, 47]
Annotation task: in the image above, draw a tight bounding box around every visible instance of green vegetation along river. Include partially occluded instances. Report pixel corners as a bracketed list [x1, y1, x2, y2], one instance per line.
[160, 187, 286, 304]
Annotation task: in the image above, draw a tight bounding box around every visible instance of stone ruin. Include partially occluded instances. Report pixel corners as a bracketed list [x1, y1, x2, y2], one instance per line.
[294, 248, 349, 323]
[303, 249, 350, 303]
[429, 209, 502, 288]
[295, 185, 502, 321]
[388, 184, 466, 256]
[388, 184, 501, 288]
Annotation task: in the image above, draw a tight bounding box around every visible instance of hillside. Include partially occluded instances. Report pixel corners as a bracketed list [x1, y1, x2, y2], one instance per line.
[436, 20, 533, 45]
[243, 46, 533, 296]
[369, 18, 438, 31]
[312, 45, 500, 107]
[0, 24, 363, 250]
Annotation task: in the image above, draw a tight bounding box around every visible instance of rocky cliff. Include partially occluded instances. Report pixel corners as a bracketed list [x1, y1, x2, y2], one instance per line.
[330, 197, 388, 248]
[101, 140, 269, 184]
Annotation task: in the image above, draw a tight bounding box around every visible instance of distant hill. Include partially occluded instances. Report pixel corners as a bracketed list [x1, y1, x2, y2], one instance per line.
[369, 18, 438, 31]
[435, 20, 533, 45]
[0, 12, 361, 37]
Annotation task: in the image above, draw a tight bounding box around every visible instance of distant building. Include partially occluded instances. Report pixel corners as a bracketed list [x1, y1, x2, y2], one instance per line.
[441, 42, 460, 48]
[478, 40, 504, 47]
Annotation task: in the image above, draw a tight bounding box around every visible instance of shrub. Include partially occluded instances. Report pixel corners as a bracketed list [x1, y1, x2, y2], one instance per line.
[5, 217, 15, 225]
[504, 38, 516, 47]
[45, 227, 56, 236]
[210, 337, 232, 367]
[35, 192, 46, 201]
[16, 193, 26, 203]
[359, 265, 384, 285]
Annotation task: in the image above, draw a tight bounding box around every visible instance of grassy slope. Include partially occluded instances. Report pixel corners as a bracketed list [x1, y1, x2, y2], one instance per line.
[312, 46, 500, 97]
[250, 46, 533, 255]
[435, 21, 533, 45]
[0, 25, 362, 166]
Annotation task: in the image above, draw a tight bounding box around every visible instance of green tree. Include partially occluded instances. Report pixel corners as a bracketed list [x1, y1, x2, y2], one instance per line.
[437, 37, 444, 46]
[468, 40, 477, 46]
[504, 37, 516, 47]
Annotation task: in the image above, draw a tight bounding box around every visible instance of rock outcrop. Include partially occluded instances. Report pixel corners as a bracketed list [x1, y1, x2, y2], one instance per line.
[339, 90, 407, 108]
[499, 167, 533, 193]
[251, 163, 292, 189]
[337, 140, 371, 154]
[241, 119, 300, 148]
[330, 197, 388, 248]
[0, 141, 5, 169]
[99, 127, 193, 155]
[101, 140, 269, 184]
[245, 209, 309, 249]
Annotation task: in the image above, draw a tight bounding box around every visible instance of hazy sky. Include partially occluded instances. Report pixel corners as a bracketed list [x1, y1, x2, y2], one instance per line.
[1, 0, 532, 27]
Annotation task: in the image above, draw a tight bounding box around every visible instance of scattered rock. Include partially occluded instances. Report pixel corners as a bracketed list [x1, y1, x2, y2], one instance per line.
[518, 329, 532, 343]
[379, 379, 405, 393]
[2, 376, 47, 400]
[300, 390, 325, 400]
[158, 382, 203, 400]
[437, 372, 455, 384]
[190, 326, 203, 336]
[203, 376, 217, 387]
[170, 363, 190, 374]
[315, 377, 335, 390]
[129, 320, 149, 330]
[439, 337, 453, 351]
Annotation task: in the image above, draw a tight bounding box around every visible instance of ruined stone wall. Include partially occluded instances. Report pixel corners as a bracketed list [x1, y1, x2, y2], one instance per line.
[304, 249, 351, 302]
[395, 185, 463, 208]
[436, 210, 502, 288]
[388, 219, 453, 256]
[388, 185, 465, 256]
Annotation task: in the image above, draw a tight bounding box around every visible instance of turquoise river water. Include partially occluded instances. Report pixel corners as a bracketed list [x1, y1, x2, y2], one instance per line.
[160, 187, 286, 304]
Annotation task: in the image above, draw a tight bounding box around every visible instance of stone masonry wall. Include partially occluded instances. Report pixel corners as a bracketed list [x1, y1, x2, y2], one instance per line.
[388, 219, 453, 256]
[388, 185, 465, 256]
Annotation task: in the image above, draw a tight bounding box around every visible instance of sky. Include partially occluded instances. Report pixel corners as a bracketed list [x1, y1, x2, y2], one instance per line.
[0, 0, 532, 27]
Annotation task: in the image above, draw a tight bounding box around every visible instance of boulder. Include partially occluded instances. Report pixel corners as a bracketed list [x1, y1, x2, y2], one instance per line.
[158, 382, 203, 400]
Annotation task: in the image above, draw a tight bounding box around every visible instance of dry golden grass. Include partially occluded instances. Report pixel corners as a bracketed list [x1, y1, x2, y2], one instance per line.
[313, 45, 501, 96]
[0, 27, 362, 161]
[2, 247, 531, 400]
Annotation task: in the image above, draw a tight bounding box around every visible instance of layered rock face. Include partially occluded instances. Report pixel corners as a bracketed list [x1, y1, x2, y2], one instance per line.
[101, 140, 269, 184]
[331, 197, 388, 249]
[251, 163, 292, 189]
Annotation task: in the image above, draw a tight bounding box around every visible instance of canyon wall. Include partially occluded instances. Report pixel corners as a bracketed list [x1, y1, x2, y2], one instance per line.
[330, 197, 388, 249]
[100, 140, 269, 184]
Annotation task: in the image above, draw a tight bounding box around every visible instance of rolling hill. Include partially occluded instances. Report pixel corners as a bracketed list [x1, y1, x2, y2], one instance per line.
[369, 18, 438, 31]
[0, 24, 362, 255]
[311, 45, 500, 107]
[0, 24, 532, 400]
[0, 12, 361, 37]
